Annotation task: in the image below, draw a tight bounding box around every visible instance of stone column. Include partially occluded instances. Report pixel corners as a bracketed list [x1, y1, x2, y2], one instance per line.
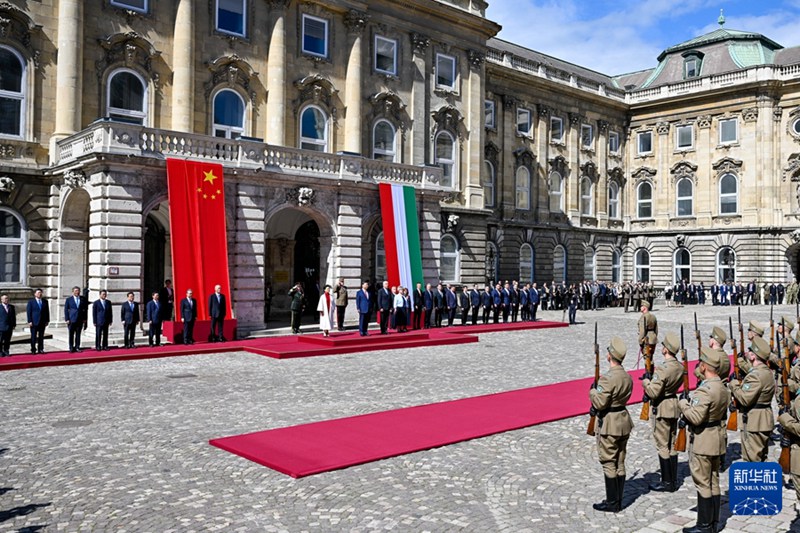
[265, 0, 289, 145]
[464, 50, 485, 209]
[171, 0, 195, 132]
[343, 10, 369, 154]
[535, 104, 550, 218]
[566, 112, 581, 221]
[231, 183, 266, 334]
[596, 120, 608, 220]
[52, 0, 84, 147]
[410, 33, 430, 165]
[335, 194, 363, 323]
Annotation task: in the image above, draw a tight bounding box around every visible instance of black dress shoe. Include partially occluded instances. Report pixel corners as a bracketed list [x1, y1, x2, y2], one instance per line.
[31, 350, 37, 355]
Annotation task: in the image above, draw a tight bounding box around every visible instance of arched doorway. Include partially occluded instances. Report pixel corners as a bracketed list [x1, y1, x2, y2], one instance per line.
[294, 220, 320, 315]
[143, 202, 172, 299]
[58, 189, 90, 302]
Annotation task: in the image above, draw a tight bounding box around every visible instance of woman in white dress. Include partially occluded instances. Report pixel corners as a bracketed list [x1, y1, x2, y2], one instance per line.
[317, 284, 336, 336]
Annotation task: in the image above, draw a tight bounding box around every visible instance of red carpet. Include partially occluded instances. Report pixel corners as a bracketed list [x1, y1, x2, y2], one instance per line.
[210, 357, 721, 478]
[0, 321, 567, 370]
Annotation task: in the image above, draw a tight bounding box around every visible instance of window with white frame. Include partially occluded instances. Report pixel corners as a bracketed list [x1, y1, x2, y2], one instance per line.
[435, 53, 456, 90]
[580, 177, 593, 216]
[637, 181, 653, 218]
[684, 57, 699, 79]
[484, 100, 495, 128]
[302, 14, 328, 57]
[107, 69, 147, 125]
[719, 173, 738, 215]
[549, 171, 563, 213]
[517, 108, 531, 136]
[374, 36, 397, 75]
[676, 178, 693, 217]
[719, 118, 738, 144]
[611, 250, 621, 283]
[216, 0, 246, 36]
[0, 208, 24, 283]
[634, 248, 650, 283]
[717, 247, 736, 283]
[440, 234, 459, 282]
[676, 124, 693, 149]
[550, 116, 563, 142]
[515, 166, 530, 210]
[375, 232, 386, 282]
[372, 120, 397, 162]
[553, 245, 567, 283]
[608, 181, 620, 219]
[519, 243, 534, 283]
[0, 47, 24, 137]
[111, 0, 147, 13]
[483, 161, 495, 208]
[435, 131, 456, 188]
[581, 124, 593, 149]
[609, 131, 620, 153]
[584, 248, 596, 280]
[637, 131, 653, 155]
[674, 248, 691, 283]
[299, 105, 328, 151]
[212, 89, 245, 138]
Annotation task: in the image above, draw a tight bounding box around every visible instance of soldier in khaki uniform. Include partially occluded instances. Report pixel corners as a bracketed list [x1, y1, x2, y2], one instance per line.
[777, 381, 800, 513]
[589, 337, 633, 513]
[637, 301, 658, 349]
[709, 326, 729, 383]
[679, 347, 729, 533]
[786, 331, 800, 396]
[769, 316, 795, 369]
[642, 332, 683, 491]
[729, 336, 775, 462]
[737, 321, 764, 377]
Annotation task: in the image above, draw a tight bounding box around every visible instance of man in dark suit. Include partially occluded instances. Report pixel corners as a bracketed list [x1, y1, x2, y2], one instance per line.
[64, 286, 88, 353]
[92, 290, 113, 351]
[145, 292, 163, 347]
[377, 281, 392, 334]
[457, 286, 470, 325]
[158, 279, 175, 322]
[501, 282, 512, 323]
[445, 285, 457, 326]
[26, 288, 49, 354]
[423, 283, 434, 329]
[179, 289, 197, 344]
[519, 285, 529, 321]
[481, 286, 492, 324]
[209, 284, 228, 341]
[0, 293, 15, 356]
[469, 284, 481, 325]
[530, 282, 540, 321]
[491, 283, 502, 323]
[510, 282, 520, 322]
[120, 292, 140, 348]
[356, 281, 371, 336]
[413, 283, 424, 330]
[434, 283, 445, 327]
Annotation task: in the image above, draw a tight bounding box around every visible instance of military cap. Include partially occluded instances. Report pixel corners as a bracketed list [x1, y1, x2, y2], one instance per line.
[782, 316, 796, 332]
[699, 346, 721, 370]
[715, 348, 730, 378]
[607, 336, 627, 362]
[662, 332, 680, 355]
[640, 300, 651, 310]
[750, 336, 771, 361]
[711, 326, 727, 346]
[748, 321, 764, 337]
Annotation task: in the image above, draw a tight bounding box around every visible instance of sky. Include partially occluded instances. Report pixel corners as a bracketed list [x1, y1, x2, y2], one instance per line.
[485, 0, 800, 76]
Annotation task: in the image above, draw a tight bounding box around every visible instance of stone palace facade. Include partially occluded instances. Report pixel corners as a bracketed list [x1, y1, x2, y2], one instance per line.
[1, 0, 800, 334]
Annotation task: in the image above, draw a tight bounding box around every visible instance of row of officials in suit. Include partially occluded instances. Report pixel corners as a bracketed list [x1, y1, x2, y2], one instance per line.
[0, 281, 229, 356]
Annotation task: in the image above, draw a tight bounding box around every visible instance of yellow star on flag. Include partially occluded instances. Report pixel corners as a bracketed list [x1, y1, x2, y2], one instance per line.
[203, 170, 218, 185]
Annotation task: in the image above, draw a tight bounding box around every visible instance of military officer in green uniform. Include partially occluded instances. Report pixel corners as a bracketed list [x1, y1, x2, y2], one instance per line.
[679, 347, 729, 533]
[642, 332, 683, 492]
[589, 337, 633, 513]
[778, 373, 800, 513]
[729, 336, 775, 462]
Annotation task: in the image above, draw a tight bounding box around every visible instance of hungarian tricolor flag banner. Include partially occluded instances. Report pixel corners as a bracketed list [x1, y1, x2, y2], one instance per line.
[166, 158, 231, 320]
[378, 183, 424, 305]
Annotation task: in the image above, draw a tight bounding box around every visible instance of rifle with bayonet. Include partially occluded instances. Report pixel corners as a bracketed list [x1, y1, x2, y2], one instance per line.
[727, 315, 739, 431]
[738, 306, 745, 380]
[694, 312, 702, 364]
[587, 322, 600, 436]
[770, 303, 775, 354]
[675, 324, 690, 452]
[780, 318, 792, 474]
[640, 341, 653, 421]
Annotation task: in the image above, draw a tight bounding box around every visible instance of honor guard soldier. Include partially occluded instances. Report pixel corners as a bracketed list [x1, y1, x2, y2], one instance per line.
[638, 301, 658, 352]
[787, 331, 800, 396]
[679, 347, 729, 533]
[589, 337, 633, 513]
[771, 316, 796, 368]
[778, 377, 800, 514]
[709, 326, 730, 382]
[737, 321, 765, 377]
[641, 332, 683, 492]
[729, 336, 775, 462]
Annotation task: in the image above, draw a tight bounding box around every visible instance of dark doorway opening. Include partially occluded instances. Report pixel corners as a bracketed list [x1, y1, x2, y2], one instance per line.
[144, 215, 166, 299]
[294, 220, 320, 315]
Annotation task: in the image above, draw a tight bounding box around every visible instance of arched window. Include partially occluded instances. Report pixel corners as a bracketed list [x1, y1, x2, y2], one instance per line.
[0, 46, 25, 137]
[608, 182, 619, 219]
[637, 182, 653, 219]
[634, 248, 650, 283]
[719, 174, 738, 215]
[107, 69, 147, 125]
[375, 232, 386, 282]
[485, 241, 499, 284]
[213, 89, 245, 139]
[299, 105, 328, 152]
[674, 248, 691, 284]
[676, 178, 693, 217]
[515, 166, 530, 210]
[580, 177, 593, 216]
[440, 234, 459, 282]
[553, 244, 566, 282]
[0, 208, 25, 283]
[611, 249, 621, 283]
[584, 247, 596, 280]
[717, 247, 736, 283]
[519, 243, 534, 283]
[483, 161, 495, 208]
[549, 171, 563, 213]
[372, 120, 396, 162]
[435, 131, 456, 188]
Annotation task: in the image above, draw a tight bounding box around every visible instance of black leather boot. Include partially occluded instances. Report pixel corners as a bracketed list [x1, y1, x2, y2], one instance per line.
[617, 474, 626, 510]
[683, 495, 713, 532]
[650, 457, 674, 491]
[711, 495, 720, 533]
[670, 455, 679, 491]
[593, 475, 620, 512]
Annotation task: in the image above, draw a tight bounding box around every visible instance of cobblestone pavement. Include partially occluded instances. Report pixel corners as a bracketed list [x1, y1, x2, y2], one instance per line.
[2, 303, 800, 532]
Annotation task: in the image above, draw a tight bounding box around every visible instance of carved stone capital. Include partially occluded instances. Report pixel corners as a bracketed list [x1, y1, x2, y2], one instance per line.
[656, 121, 670, 135]
[63, 170, 87, 189]
[467, 49, 485, 69]
[344, 9, 369, 34]
[697, 115, 712, 129]
[742, 107, 759, 123]
[410, 32, 429, 54]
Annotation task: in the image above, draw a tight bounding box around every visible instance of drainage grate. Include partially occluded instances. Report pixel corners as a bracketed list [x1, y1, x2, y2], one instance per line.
[166, 373, 197, 379]
[51, 420, 93, 428]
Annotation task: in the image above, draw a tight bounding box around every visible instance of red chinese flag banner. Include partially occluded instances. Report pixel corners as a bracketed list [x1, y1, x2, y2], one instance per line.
[166, 158, 231, 321]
